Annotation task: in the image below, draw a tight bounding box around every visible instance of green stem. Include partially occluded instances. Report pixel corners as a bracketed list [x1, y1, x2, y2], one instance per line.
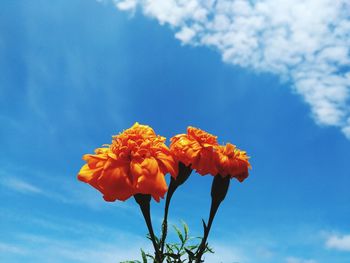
[134, 194, 162, 263]
[195, 175, 230, 262]
[160, 179, 175, 255]
[195, 198, 221, 262]
[160, 163, 192, 258]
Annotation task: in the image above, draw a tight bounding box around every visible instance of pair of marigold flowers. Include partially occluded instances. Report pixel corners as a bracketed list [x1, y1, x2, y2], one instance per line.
[78, 122, 251, 203]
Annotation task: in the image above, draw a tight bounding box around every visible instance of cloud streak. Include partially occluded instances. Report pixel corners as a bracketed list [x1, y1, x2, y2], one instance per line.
[0, 242, 26, 255]
[285, 257, 317, 263]
[0, 209, 151, 263]
[3, 232, 151, 263]
[0, 175, 42, 194]
[111, 0, 350, 138]
[0, 168, 136, 213]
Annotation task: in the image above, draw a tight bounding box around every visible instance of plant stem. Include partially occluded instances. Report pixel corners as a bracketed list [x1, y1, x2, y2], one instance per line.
[160, 179, 175, 255]
[195, 175, 230, 262]
[160, 163, 192, 258]
[134, 194, 162, 263]
[195, 198, 220, 262]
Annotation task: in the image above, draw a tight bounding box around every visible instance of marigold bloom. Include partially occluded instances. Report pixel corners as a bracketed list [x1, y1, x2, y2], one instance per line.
[216, 143, 251, 182]
[170, 126, 219, 176]
[78, 123, 178, 202]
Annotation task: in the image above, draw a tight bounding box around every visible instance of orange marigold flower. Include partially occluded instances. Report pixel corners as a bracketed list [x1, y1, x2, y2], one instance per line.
[78, 123, 178, 202]
[217, 143, 251, 182]
[170, 126, 219, 176]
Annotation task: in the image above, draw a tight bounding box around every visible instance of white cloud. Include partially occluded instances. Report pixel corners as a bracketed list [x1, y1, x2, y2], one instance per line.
[0, 175, 42, 194]
[326, 233, 350, 251]
[285, 257, 317, 263]
[112, 0, 350, 138]
[0, 242, 26, 255]
[114, 0, 137, 11]
[0, 214, 152, 263]
[12, 233, 151, 263]
[0, 168, 137, 213]
[175, 26, 196, 43]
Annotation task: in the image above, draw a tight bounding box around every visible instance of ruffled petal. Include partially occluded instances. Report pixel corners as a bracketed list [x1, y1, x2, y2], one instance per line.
[97, 165, 134, 201]
[135, 158, 167, 202]
[170, 127, 219, 176]
[216, 143, 251, 182]
[77, 164, 102, 182]
[156, 152, 178, 178]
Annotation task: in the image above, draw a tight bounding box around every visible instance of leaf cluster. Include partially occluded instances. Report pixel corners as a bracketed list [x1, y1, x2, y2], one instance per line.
[122, 221, 214, 263]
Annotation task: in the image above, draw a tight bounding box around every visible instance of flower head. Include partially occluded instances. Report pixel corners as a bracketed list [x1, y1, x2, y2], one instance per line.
[170, 126, 251, 181]
[78, 123, 178, 202]
[216, 143, 251, 182]
[170, 126, 219, 176]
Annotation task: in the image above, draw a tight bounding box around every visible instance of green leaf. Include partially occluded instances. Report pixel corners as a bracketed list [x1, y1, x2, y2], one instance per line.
[154, 235, 160, 245]
[204, 245, 214, 254]
[185, 245, 198, 250]
[173, 243, 180, 252]
[181, 220, 189, 240]
[165, 244, 174, 254]
[141, 249, 147, 263]
[173, 225, 185, 243]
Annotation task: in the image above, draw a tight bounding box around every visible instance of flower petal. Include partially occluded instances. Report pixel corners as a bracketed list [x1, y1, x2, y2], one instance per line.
[97, 165, 134, 201]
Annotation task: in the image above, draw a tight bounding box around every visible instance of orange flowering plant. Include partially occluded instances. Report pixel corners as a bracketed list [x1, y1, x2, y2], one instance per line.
[77, 123, 251, 263]
[78, 122, 177, 202]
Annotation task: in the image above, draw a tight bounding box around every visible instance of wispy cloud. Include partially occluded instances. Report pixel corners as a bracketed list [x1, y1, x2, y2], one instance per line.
[10, 232, 151, 263]
[0, 168, 136, 212]
[0, 242, 26, 255]
[111, 0, 350, 138]
[1, 210, 152, 262]
[0, 175, 42, 194]
[285, 257, 317, 263]
[326, 233, 350, 251]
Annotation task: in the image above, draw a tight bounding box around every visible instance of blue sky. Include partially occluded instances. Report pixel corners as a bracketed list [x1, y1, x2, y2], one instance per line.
[0, 0, 350, 262]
